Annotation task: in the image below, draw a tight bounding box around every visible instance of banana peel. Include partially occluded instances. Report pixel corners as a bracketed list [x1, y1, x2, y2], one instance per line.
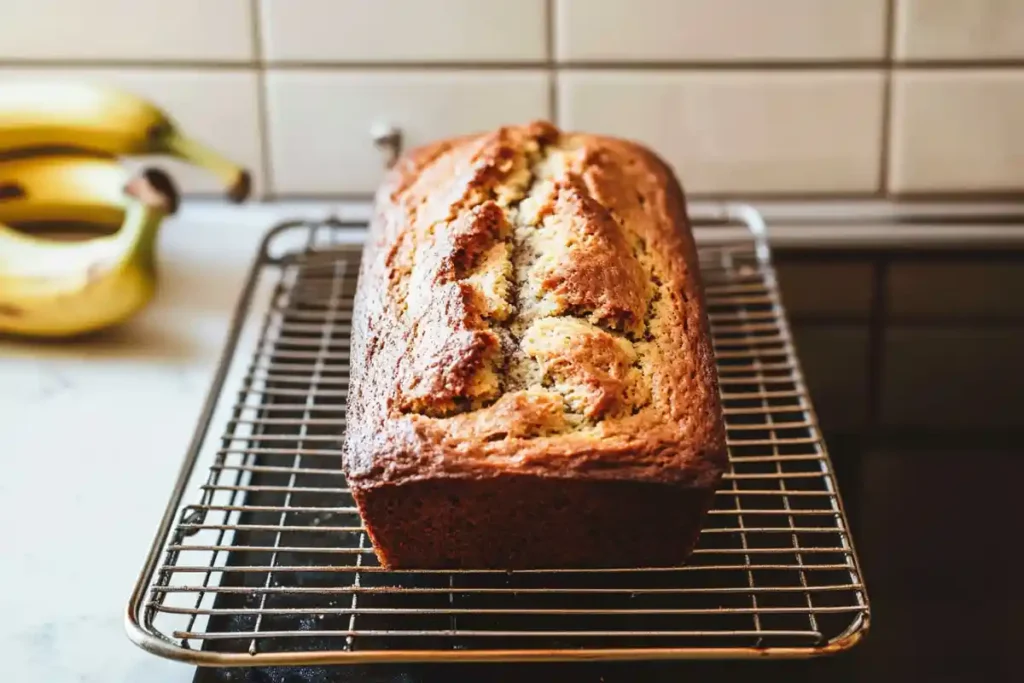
[0, 167, 179, 339]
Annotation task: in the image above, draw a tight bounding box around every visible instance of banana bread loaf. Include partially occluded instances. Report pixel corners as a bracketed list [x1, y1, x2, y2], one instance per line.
[343, 121, 727, 569]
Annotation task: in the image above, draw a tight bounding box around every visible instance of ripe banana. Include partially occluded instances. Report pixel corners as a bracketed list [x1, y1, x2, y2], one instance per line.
[0, 153, 129, 229]
[0, 82, 249, 202]
[0, 168, 179, 338]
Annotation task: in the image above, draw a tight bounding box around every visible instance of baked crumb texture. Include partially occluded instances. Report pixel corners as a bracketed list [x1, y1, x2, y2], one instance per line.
[344, 121, 727, 569]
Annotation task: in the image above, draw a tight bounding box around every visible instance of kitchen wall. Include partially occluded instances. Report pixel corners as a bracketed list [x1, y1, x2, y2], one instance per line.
[3, 0, 1022, 436]
[1, 0, 1022, 200]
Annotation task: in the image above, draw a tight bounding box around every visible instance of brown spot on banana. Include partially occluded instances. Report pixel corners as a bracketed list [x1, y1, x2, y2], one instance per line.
[0, 182, 26, 201]
[86, 261, 111, 285]
[0, 303, 25, 317]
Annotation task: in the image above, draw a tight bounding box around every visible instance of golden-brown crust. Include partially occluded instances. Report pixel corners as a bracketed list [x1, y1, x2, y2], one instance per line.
[344, 122, 726, 493]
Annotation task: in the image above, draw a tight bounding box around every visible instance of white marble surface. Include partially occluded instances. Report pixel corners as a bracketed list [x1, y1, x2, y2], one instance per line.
[0, 201, 368, 683]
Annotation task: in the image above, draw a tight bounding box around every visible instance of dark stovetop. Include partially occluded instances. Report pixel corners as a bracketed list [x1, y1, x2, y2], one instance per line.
[194, 434, 1024, 683]
[192, 658, 855, 683]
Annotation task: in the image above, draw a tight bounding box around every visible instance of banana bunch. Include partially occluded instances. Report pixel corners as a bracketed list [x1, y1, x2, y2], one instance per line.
[0, 81, 248, 338]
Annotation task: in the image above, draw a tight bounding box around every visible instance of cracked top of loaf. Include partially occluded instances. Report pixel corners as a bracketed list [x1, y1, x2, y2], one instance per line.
[343, 121, 726, 489]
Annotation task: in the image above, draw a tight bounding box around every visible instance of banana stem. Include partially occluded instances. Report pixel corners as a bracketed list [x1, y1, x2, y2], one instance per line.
[159, 129, 251, 203]
[117, 199, 167, 271]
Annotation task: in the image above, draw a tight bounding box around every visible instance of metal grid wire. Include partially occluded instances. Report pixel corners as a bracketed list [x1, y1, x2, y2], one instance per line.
[127, 205, 869, 666]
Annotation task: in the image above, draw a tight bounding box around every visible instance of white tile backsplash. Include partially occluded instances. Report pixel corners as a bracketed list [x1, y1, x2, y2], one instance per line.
[559, 71, 885, 194]
[264, 71, 549, 195]
[0, 69, 264, 197]
[0, 1, 1022, 197]
[895, 0, 1024, 60]
[259, 0, 547, 63]
[889, 70, 1024, 192]
[0, 0, 253, 62]
[556, 0, 888, 62]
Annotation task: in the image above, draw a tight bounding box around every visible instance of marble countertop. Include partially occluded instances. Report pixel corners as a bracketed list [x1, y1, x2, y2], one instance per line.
[0, 201, 368, 683]
[3, 197, 1024, 683]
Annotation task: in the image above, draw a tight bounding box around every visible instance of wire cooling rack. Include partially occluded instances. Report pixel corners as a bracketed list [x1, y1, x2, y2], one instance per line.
[126, 203, 869, 666]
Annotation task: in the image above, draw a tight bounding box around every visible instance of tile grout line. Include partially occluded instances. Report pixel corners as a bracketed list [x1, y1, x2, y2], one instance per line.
[877, 0, 899, 196]
[250, 0, 275, 201]
[3, 59, 1024, 71]
[226, 189, 1024, 204]
[545, 0, 558, 123]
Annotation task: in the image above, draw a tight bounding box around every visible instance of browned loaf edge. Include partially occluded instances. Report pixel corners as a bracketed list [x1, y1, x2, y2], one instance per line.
[342, 121, 727, 569]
